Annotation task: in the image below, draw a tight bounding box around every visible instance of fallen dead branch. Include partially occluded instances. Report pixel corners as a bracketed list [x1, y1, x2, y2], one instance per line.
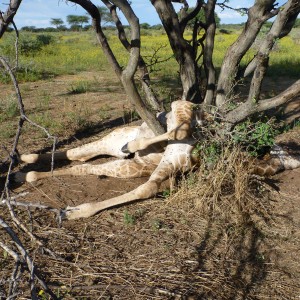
[0, 42, 59, 299]
[0, 217, 58, 300]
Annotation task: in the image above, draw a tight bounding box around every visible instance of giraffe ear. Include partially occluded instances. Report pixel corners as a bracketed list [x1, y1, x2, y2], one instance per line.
[194, 109, 214, 126]
[195, 109, 205, 126]
[156, 111, 168, 129]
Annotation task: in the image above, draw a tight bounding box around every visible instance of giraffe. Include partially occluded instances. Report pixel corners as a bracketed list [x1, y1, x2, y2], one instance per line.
[15, 100, 201, 219]
[15, 100, 300, 219]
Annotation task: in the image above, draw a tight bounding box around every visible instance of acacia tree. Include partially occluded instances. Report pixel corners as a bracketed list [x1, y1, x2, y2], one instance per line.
[66, 14, 89, 29]
[50, 18, 64, 29]
[2, 0, 299, 136]
[68, 0, 300, 134]
[0, 2, 300, 298]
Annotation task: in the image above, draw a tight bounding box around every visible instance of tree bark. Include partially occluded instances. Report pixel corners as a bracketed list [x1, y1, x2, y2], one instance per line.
[225, 79, 300, 125]
[244, 0, 300, 77]
[203, 0, 217, 106]
[102, 0, 162, 112]
[0, 0, 22, 38]
[216, 0, 278, 108]
[70, 0, 164, 135]
[151, 0, 202, 103]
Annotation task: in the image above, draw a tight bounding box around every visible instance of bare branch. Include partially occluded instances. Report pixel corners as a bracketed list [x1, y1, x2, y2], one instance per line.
[179, 0, 203, 32]
[0, 241, 20, 262]
[0, 217, 58, 300]
[1, 195, 60, 214]
[244, 0, 300, 77]
[0, 0, 22, 38]
[0, 52, 61, 299]
[225, 79, 300, 125]
[69, 0, 123, 78]
[247, 52, 269, 103]
[0, 242, 21, 299]
[217, 1, 249, 15]
[203, 0, 217, 106]
[70, 0, 164, 134]
[216, 0, 280, 108]
[101, 0, 162, 112]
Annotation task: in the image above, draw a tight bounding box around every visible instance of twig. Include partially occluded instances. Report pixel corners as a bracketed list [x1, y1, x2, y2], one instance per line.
[1, 195, 59, 213]
[0, 55, 57, 190]
[0, 42, 59, 299]
[0, 241, 20, 262]
[0, 217, 58, 300]
[7, 262, 22, 300]
[0, 191, 29, 202]
[217, 1, 249, 15]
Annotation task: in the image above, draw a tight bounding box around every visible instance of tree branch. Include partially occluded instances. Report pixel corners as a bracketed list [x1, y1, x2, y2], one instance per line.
[70, 0, 164, 134]
[244, 0, 300, 77]
[151, 0, 202, 102]
[102, 0, 162, 112]
[69, 0, 123, 78]
[203, 0, 217, 106]
[225, 79, 300, 125]
[0, 53, 61, 299]
[0, 217, 58, 300]
[0, 0, 22, 38]
[179, 0, 203, 32]
[216, 0, 280, 108]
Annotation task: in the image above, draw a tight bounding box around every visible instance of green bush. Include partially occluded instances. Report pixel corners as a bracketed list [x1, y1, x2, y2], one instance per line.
[20, 34, 55, 55]
[0, 33, 55, 56]
[232, 118, 279, 156]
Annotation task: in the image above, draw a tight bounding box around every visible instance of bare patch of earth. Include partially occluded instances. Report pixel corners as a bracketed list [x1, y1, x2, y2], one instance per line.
[0, 73, 300, 299]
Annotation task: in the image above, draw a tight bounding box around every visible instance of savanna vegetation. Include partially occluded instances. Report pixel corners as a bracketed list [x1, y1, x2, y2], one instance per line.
[0, 0, 300, 299]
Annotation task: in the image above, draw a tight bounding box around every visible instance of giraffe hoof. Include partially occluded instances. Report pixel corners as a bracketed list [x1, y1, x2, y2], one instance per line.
[121, 143, 131, 153]
[62, 206, 83, 220]
[14, 171, 39, 183]
[12, 172, 27, 183]
[25, 171, 39, 182]
[20, 154, 39, 164]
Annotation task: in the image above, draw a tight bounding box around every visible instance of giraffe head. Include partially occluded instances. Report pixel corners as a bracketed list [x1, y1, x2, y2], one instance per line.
[166, 100, 195, 140]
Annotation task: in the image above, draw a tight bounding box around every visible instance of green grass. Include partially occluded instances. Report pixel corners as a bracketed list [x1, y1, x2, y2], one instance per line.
[0, 95, 19, 122]
[0, 28, 299, 83]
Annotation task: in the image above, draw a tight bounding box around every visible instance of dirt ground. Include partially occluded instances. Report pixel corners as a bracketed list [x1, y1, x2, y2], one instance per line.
[0, 73, 300, 299]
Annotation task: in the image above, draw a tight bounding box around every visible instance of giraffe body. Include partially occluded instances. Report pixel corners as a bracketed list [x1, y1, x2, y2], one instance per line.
[15, 100, 300, 219]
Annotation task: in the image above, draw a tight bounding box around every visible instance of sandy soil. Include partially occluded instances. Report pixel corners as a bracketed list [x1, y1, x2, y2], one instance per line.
[0, 73, 299, 299]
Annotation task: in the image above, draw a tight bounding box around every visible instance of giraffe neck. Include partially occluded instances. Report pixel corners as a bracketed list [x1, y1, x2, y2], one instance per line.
[254, 145, 300, 176]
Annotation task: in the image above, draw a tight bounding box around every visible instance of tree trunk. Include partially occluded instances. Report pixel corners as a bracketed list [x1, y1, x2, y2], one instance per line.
[203, 0, 217, 106]
[70, 0, 164, 135]
[0, 0, 22, 38]
[151, 0, 202, 103]
[216, 0, 278, 108]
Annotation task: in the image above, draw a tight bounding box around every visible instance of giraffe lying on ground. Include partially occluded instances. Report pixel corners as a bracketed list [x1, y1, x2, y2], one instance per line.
[16, 100, 200, 219]
[15, 100, 300, 219]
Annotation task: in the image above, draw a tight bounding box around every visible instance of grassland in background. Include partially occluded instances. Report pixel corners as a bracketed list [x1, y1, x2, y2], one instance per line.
[0, 27, 299, 83]
[0, 27, 299, 141]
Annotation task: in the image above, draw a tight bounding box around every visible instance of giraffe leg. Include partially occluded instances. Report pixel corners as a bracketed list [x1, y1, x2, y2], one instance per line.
[63, 180, 160, 219]
[63, 143, 195, 219]
[15, 159, 156, 183]
[20, 126, 141, 164]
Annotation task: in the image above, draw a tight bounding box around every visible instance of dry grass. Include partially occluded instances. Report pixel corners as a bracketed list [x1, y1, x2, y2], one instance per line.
[2, 146, 299, 299]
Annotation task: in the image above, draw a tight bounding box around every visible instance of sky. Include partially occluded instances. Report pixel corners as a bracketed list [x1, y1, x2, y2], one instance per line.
[0, 0, 288, 29]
